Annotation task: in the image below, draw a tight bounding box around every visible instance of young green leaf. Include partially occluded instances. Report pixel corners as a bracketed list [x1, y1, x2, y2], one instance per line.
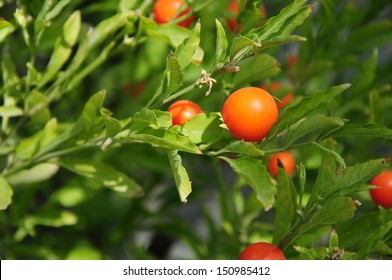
[219, 156, 276, 210]
[215, 19, 228, 67]
[81, 90, 106, 137]
[0, 176, 13, 210]
[174, 21, 201, 69]
[38, 11, 81, 88]
[167, 150, 192, 203]
[59, 159, 144, 197]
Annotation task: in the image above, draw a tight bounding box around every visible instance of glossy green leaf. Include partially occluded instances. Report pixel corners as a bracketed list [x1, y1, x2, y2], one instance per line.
[129, 127, 201, 155]
[147, 54, 184, 108]
[175, 21, 201, 69]
[167, 150, 192, 203]
[0, 176, 13, 210]
[253, 0, 311, 41]
[283, 115, 345, 146]
[215, 19, 228, 67]
[264, 84, 350, 144]
[59, 159, 144, 197]
[180, 113, 225, 145]
[220, 156, 276, 210]
[131, 108, 172, 131]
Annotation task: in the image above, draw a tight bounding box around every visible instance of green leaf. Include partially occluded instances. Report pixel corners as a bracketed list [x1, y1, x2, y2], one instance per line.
[128, 127, 201, 155]
[358, 221, 392, 259]
[7, 163, 59, 186]
[14, 131, 42, 160]
[25, 90, 51, 125]
[141, 17, 191, 47]
[0, 176, 13, 210]
[15, 210, 77, 240]
[300, 196, 357, 236]
[232, 53, 281, 86]
[215, 19, 228, 66]
[213, 141, 264, 158]
[264, 84, 350, 144]
[328, 159, 388, 198]
[174, 21, 201, 69]
[180, 113, 225, 145]
[0, 105, 23, 117]
[323, 123, 392, 139]
[118, 0, 138, 12]
[282, 115, 345, 146]
[230, 35, 260, 61]
[100, 108, 121, 138]
[38, 11, 81, 87]
[253, 0, 311, 41]
[273, 169, 298, 244]
[167, 150, 192, 203]
[341, 19, 392, 55]
[87, 13, 127, 49]
[81, 90, 106, 137]
[347, 49, 377, 98]
[59, 159, 144, 198]
[220, 156, 275, 210]
[261, 34, 307, 50]
[130, 108, 172, 131]
[147, 54, 184, 108]
[304, 139, 337, 213]
[0, 18, 15, 42]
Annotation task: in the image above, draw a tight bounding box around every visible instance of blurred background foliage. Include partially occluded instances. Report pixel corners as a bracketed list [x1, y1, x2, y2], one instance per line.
[0, 0, 391, 259]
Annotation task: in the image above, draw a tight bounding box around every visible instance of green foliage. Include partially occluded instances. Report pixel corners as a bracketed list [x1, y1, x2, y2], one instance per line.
[0, 0, 391, 260]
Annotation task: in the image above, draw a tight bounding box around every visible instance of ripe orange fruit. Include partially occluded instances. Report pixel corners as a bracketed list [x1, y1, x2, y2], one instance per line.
[168, 100, 202, 126]
[222, 87, 278, 142]
[267, 151, 296, 177]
